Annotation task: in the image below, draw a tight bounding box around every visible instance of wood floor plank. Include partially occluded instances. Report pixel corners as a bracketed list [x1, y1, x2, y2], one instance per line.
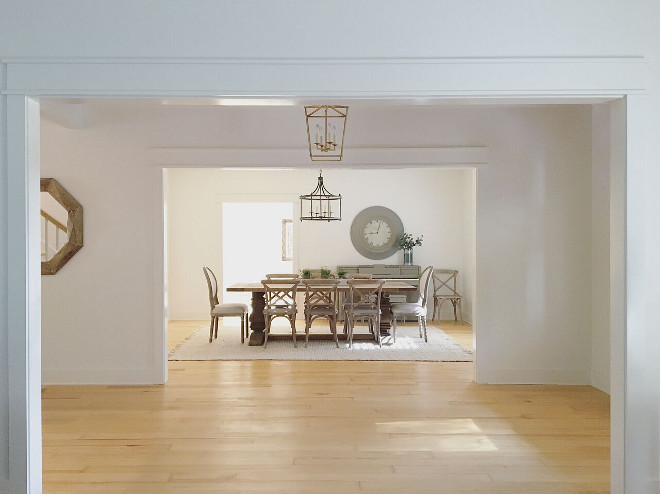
[41, 320, 610, 493]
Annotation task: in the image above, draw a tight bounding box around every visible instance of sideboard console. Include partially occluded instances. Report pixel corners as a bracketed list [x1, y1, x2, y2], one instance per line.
[337, 264, 421, 321]
[337, 264, 420, 280]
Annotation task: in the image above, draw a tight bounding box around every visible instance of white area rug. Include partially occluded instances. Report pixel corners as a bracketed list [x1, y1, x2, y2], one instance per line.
[169, 323, 473, 362]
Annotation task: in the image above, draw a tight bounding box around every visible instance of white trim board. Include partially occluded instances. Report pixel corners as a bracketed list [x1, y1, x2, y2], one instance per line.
[3, 57, 645, 96]
[150, 147, 488, 169]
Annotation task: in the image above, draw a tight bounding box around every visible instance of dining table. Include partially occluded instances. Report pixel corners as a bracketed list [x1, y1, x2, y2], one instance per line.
[226, 280, 417, 346]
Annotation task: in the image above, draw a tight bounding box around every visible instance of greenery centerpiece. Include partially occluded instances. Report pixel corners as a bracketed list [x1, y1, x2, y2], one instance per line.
[398, 233, 423, 265]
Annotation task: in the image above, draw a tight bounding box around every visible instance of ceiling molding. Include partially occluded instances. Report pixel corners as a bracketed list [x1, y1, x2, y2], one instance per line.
[150, 147, 488, 169]
[4, 56, 645, 96]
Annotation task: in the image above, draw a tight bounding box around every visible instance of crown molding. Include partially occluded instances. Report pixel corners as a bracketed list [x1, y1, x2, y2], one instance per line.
[2, 56, 646, 96]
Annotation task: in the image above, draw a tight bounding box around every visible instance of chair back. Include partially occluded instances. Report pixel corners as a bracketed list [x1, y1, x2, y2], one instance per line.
[417, 266, 434, 308]
[203, 266, 219, 310]
[433, 269, 460, 296]
[265, 273, 300, 279]
[345, 273, 373, 303]
[261, 279, 299, 310]
[302, 279, 339, 309]
[346, 280, 384, 311]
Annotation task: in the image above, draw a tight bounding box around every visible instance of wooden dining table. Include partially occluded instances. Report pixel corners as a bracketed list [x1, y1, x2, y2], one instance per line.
[226, 280, 417, 346]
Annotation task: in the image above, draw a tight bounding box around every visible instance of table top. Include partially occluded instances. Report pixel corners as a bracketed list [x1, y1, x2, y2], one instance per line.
[227, 280, 417, 293]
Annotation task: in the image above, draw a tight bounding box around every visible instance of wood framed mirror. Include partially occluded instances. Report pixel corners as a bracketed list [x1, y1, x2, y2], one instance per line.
[41, 178, 83, 275]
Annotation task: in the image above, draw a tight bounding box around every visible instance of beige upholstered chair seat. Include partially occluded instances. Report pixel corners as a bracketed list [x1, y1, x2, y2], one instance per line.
[348, 307, 380, 317]
[391, 303, 427, 317]
[264, 306, 297, 316]
[212, 303, 249, 317]
[306, 305, 336, 316]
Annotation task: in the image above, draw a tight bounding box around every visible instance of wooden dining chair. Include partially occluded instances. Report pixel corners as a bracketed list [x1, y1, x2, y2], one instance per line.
[203, 267, 249, 344]
[432, 269, 463, 322]
[391, 266, 433, 342]
[341, 272, 374, 332]
[302, 279, 340, 348]
[262, 279, 299, 348]
[344, 280, 384, 348]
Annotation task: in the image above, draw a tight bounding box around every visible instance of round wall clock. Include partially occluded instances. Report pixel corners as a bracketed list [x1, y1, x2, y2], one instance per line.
[350, 206, 404, 260]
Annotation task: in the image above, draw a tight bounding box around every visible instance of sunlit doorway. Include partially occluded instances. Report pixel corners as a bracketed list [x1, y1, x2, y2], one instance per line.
[222, 202, 295, 304]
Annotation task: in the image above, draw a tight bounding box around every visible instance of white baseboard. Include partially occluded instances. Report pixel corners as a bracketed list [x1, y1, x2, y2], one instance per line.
[591, 369, 610, 394]
[42, 367, 156, 385]
[478, 367, 590, 385]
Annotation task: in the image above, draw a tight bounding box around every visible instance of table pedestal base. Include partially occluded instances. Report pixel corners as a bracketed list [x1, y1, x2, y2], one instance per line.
[248, 292, 266, 346]
[379, 293, 393, 335]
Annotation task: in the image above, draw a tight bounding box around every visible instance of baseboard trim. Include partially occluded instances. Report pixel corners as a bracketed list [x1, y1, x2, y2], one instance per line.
[479, 367, 590, 385]
[591, 369, 610, 394]
[42, 367, 156, 385]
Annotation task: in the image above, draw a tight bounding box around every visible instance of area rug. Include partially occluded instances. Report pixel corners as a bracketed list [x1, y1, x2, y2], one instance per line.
[169, 323, 473, 362]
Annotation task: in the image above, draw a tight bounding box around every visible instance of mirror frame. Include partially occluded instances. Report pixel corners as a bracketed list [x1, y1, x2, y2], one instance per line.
[41, 178, 83, 275]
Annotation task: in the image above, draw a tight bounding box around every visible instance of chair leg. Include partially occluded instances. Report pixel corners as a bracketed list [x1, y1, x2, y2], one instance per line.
[347, 315, 354, 348]
[418, 317, 423, 338]
[392, 316, 397, 343]
[214, 317, 219, 339]
[240, 315, 245, 344]
[264, 316, 270, 348]
[304, 315, 310, 348]
[331, 317, 339, 348]
[209, 317, 214, 343]
[421, 316, 428, 342]
[376, 316, 382, 348]
[291, 317, 297, 348]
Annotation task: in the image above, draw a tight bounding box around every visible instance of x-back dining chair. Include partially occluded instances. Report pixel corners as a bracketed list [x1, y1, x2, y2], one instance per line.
[391, 265, 434, 342]
[302, 279, 340, 348]
[432, 269, 463, 322]
[262, 278, 299, 348]
[344, 280, 384, 348]
[341, 272, 374, 332]
[203, 266, 249, 344]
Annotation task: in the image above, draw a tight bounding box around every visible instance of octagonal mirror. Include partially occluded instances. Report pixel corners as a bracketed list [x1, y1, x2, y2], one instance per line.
[41, 178, 83, 275]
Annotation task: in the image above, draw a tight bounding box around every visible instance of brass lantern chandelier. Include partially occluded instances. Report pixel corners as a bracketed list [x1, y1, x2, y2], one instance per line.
[299, 170, 342, 221]
[305, 105, 348, 161]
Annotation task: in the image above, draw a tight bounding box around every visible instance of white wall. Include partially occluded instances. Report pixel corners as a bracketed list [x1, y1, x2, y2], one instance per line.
[167, 167, 473, 320]
[591, 104, 612, 393]
[39, 103, 592, 387]
[475, 106, 593, 385]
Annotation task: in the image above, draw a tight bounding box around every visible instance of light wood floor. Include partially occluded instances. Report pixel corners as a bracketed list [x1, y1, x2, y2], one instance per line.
[42, 320, 610, 493]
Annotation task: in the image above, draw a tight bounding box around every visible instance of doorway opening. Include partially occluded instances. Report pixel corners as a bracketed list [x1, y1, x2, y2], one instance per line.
[222, 201, 295, 305]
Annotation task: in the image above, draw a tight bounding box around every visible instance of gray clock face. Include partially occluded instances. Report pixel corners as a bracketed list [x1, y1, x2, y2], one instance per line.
[350, 206, 404, 260]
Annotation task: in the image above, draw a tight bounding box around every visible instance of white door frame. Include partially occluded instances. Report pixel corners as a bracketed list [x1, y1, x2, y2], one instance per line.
[1, 56, 645, 493]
